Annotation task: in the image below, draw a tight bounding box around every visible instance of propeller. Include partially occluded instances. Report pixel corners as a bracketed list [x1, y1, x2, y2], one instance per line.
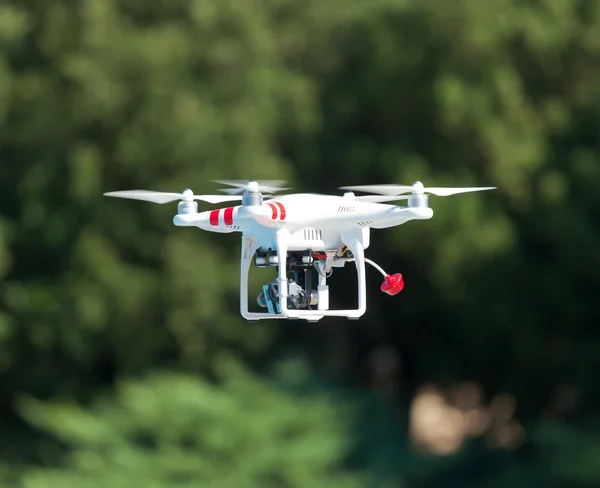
[103, 189, 243, 204]
[355, 194, 410, 203]
[214, 179, 291, 195]
[341, 181, 496, 202]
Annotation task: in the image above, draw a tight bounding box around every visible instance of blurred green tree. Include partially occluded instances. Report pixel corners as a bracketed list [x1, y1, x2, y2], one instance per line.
[1, 0, 322, 425]
[1, 0, 600, 486]
[285, 0, 600, 413]
[15, 359, 366, 488]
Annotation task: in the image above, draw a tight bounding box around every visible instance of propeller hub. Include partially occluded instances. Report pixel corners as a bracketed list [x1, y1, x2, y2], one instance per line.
[413, 181, 425, 194]
[182, 188, 194, 201]
[247, 181, 260, 193]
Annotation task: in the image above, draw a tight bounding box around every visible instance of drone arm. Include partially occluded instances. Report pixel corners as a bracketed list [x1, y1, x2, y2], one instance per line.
[369, 206, 434, 229]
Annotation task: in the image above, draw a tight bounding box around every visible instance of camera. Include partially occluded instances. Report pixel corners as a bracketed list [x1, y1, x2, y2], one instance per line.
[256, 250, 319, 313]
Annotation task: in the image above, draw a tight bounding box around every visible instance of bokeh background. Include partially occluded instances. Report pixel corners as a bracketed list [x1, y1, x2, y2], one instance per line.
[1, 0, 599, 486]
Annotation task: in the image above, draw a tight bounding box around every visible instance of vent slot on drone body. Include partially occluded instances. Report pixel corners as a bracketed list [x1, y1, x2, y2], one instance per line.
[338, 205, 355, 212]
[303, 229, 322, 241]
[358, 221, 373, 227]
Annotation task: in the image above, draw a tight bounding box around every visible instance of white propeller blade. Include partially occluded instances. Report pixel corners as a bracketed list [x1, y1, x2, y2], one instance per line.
[214, 179, 288, 188]
[103, 190, 243, 204]
[340, 182, 496, 197]
[419, 187, 497, 196]
[355, 195, 410, 203]
[214, 179, 291, 194]
[340, 184, 414, 195]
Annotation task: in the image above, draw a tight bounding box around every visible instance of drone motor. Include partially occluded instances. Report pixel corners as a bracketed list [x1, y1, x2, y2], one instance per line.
[213, 179, 290, 207]
[177, 189, 199, 214]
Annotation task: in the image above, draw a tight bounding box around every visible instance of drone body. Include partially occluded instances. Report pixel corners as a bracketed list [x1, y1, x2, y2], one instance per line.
[173, 192, 433, 251]
[105, 180, 495, 322]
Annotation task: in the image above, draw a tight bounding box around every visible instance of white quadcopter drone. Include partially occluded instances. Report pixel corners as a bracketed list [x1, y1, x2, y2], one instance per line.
[104, 179, 495, 322]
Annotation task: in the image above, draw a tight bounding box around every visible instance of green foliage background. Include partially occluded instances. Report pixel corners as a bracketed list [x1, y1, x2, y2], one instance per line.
[1, 0, 599, 486]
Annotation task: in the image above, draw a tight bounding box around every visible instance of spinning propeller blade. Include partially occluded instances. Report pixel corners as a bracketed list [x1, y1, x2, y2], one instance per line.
[340, 181, 496, 197]
[355, 195, 410, 203]
[214, 179, 291, 194]
[340, 184, 414, 195]
[416, 186, 497, 196]
[103, 189, 243, 204]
